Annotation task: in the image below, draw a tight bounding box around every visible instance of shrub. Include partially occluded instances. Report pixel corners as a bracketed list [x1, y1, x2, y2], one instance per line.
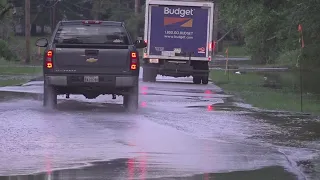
[0, 39, 17, 61]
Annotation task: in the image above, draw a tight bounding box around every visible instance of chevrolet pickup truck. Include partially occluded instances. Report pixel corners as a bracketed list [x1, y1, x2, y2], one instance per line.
[35, 20, 146, 111]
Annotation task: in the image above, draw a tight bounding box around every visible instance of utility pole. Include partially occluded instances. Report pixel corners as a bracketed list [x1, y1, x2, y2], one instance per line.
[25, 0, 31, 64]
[50, 0, 56, 31]
[51, 1, 56, 30]
[134, 0, 140, 15]
[134, 0, 140, 39]
[52, 4, 56, 29]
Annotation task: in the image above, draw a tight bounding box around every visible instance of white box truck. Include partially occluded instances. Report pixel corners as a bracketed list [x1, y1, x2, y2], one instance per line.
[142, 0, 214, 84]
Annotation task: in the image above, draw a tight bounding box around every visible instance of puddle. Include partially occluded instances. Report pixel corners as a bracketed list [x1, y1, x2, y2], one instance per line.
[249, 112, 320, 147]
[186, 96, 253, 112]
[145, 86, 224, 94]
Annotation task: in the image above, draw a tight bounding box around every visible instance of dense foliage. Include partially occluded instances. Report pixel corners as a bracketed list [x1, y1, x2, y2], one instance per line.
[1, 0, 319, 67]
[220, 0, 320, 67]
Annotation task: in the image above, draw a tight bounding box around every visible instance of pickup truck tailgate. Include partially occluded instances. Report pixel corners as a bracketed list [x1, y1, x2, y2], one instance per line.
[54, 47, 130, 74]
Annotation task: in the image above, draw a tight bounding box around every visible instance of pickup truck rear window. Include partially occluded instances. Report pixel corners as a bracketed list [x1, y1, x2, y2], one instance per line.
[54, 24, 130, 45]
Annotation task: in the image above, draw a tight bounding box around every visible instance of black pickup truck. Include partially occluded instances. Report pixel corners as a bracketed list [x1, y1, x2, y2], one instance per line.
[35, 20, 147, 111]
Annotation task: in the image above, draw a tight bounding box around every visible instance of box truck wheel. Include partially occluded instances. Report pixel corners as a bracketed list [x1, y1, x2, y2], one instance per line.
[193, 76, 201, 84]
[142, 67, 150, 82]
[201, 75, 209, 85]
[142, 66, 157, 82]
[192, 61, 208, 85]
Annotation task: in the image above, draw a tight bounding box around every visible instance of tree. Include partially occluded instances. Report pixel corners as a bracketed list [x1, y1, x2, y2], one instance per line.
[0, 0, 14, 39]
[220, 0, 320, 67]
[0, 0, 13, 20]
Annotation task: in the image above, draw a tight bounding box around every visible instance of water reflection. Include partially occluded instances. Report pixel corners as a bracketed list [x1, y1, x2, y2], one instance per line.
[0, 165, 297, 180]
[127, 153, 147, 180]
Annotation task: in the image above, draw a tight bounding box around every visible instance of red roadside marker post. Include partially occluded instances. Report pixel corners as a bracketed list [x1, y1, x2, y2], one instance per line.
[297, 24, 305, 112]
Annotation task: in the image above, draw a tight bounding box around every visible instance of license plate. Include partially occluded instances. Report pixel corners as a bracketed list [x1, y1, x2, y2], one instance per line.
[84, 76, 99, 83]
[173, 48, 181, 53]
[149, 58, 159, 63]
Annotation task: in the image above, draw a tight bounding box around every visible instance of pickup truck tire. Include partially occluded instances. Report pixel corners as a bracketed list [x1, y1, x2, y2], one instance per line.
[43, 84, 57, 108]
[123, 85, 139, 112]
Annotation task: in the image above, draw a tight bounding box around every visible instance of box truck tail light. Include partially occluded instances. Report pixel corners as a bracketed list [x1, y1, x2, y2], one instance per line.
[208, 41, 216, 51]
[130, 52, 138, 70]
[208, 42, 212, 51]
[46, 50, 53, 69]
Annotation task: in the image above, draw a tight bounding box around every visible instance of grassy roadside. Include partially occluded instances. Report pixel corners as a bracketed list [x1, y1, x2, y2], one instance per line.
[0, 58, 42, 87]
[0, 79, 29, 87]
[0, 58, 42, 74]
[218, 46, 248, 57]
[210, 70, 320, 115]
[217, 43, 249, 57]
[0, 35, 45, 87]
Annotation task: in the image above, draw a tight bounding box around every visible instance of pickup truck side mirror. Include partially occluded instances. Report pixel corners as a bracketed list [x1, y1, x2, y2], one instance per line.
[134, 40, 147, 49]
[35, 38, 48, 47]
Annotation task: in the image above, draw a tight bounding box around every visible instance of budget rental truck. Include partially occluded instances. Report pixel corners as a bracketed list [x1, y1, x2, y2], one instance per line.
[142, 0, 214, 84]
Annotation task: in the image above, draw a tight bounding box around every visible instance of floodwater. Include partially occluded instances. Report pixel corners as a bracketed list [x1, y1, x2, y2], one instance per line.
[0, 69, 319, 180]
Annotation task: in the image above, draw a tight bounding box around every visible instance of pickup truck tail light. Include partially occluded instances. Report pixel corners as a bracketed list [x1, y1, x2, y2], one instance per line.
[46, 50, 53, 69]
[130, 52, 138, 70]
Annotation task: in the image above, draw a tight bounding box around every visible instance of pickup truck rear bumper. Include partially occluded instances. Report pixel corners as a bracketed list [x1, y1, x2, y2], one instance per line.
[45, 75, 137, 87]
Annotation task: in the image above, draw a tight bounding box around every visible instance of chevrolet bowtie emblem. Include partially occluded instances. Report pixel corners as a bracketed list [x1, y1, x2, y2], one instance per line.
[86, 58, 98, 63]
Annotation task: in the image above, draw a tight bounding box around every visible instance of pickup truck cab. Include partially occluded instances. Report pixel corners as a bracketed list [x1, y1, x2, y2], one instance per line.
[35, 20, 147, 111]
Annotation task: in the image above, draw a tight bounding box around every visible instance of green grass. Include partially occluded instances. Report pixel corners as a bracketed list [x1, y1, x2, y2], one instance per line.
[0, 79, 28, 87]
[5, 35, 49, 64]
[217, 45, 249, 57]
[210, 70, 320, 115]
[10, 36, 48, 51]
[0, 58, 42, 75]
[0, 66, 42, 75]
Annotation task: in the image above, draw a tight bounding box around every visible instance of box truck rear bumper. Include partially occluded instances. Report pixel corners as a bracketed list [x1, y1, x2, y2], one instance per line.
[144, 63, 209, 77]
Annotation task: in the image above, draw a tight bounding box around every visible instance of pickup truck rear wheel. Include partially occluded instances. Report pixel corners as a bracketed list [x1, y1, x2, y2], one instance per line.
[123, 86, 138, 112]
[43, 84, 57, 108]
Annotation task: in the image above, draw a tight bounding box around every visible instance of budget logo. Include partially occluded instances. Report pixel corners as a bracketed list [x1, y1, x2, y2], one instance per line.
[163, 7, 194, 27]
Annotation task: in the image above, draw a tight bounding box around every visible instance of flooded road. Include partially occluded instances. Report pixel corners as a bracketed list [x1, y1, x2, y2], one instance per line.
[0, 70, 319, 180]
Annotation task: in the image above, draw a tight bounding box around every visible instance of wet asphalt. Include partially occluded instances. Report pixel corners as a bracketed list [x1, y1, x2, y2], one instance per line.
[0, 69, 319, 180]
